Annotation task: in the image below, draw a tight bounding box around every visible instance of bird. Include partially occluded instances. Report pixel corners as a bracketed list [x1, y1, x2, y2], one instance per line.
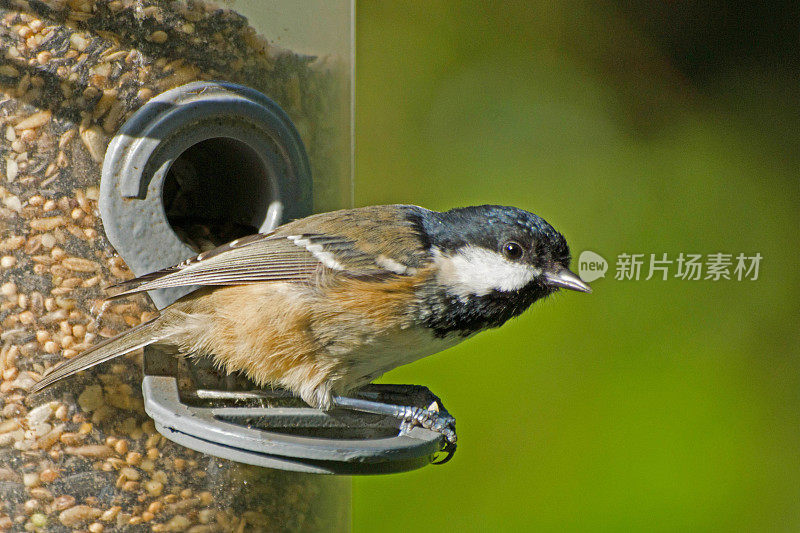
[30, 204, 590, 442]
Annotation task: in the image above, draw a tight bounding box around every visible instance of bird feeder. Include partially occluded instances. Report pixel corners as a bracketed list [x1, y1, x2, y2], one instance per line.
[0, 1, 355, 530]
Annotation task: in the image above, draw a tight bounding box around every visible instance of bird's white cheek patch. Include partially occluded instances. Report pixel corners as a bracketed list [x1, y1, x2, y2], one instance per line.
[433, 246, 539, 297]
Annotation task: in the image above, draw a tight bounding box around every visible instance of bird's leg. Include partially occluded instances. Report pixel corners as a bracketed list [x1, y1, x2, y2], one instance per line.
[330, 394, 457, 462]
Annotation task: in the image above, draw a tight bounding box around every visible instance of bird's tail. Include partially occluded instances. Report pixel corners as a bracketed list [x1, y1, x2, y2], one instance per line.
[30, 316, 166, 393]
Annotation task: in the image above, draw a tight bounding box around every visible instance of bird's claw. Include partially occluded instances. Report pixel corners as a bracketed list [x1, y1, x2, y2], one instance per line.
[399, 406, 457, 462]
[332, 387, 458, 464]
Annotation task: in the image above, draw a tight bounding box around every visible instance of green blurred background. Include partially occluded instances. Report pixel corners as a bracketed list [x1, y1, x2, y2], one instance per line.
[351, 2, 800, 531]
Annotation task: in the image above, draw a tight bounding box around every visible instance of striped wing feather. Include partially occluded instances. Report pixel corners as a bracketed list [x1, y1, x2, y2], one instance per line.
[108, 234, 394, 298]
[108, 206, 430, 298]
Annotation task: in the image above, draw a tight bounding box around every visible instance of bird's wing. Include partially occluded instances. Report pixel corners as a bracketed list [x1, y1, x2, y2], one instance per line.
[109, 206, 430, 298]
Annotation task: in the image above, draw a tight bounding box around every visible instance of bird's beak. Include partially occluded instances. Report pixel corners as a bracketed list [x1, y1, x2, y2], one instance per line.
[544, 267, 592, 293]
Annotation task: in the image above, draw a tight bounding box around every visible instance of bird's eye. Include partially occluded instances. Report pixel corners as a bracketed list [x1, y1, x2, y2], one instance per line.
[502, 241, 523, 260]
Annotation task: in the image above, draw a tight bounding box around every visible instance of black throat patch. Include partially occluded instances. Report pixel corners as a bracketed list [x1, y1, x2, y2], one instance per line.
[417, 282, 551, 338]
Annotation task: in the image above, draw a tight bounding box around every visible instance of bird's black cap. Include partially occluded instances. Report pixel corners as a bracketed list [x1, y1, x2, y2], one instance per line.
[417, 205, 572, 274]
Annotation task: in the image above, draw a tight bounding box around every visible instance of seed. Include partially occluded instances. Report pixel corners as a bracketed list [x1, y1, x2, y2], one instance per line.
[79, 125, 106, 162]
[39, 310, 67, 323]
[124, 452, 141, 466]
[69, 33, 89, 51]
[91, 91, 112, 120]
[58, 129, 76, 149]
[136, 87, 153, 101]
[0, 256, 16, 268]
[1, 401, 24, 418]
[66, 224, 86, 238]
[24, 498, 41, 514]
[40, 233, 56, 248]
[142, 434, 161, 450]
[55, 297, 75, 310]
[119, 467, 139, 481]
[26, 402, 56, 426]
[53, 495, 76, 512]
[0, 419, 20, 433]
[29, 216, 66, 231]
[30, 513, 47, 528]
[165, 515, 190, 531]
[32, 254, 55, 265]
[47, 402, 66, 422]
[59, 505, 102, 527]
[15, 110, 51, 130]
[2, 195, 21, 211]
[62, 257, 99, 272]
[59, 335, 74, 349]
[5, 158, 18, 181]
[36, 423, 65, 450]
[198, 509, 214, 524]
[43, 341, 59, 353]
[99, 506, 120, 522]
[144, 480, 163, 496]
[83, 87, 100, 102]
[88, 522, 104, 533]
[1, 282, 18, 296]
[0, 236, 24, 251]
[39, 468, 58, 483]
[19, 129, 36, 143]
[103, 101, 124, 133]
[60, 278, 81, 289]
[114, 439, 128, 455]
[64, 445, 112, 458]
[29, 487, 52, 500]
[22, 472, 40, 487]
[72, 324, 86, 338]
[149, 30, 168, 43]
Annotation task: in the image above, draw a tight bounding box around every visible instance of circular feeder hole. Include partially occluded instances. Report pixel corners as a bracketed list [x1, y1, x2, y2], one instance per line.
[101, 81, 311, 309]
[162, 137, 273, 252]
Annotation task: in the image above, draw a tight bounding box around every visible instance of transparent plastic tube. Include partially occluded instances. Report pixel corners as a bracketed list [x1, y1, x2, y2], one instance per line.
[0, 1, 353, 530]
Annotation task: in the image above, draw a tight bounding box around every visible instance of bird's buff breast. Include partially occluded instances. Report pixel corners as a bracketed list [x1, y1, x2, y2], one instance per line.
[167, 275, 462, 407]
